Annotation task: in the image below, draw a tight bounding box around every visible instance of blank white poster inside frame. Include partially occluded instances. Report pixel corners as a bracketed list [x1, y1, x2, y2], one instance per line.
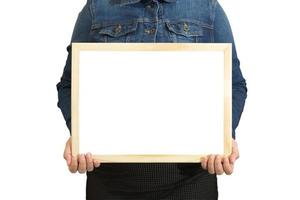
[71, 43, 232, 163]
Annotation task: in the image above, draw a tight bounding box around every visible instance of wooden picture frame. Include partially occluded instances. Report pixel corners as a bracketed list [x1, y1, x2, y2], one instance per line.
[71, 43, 232, 163]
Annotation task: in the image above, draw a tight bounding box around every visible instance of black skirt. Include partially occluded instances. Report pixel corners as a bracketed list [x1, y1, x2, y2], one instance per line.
[86, 163, 218, 200]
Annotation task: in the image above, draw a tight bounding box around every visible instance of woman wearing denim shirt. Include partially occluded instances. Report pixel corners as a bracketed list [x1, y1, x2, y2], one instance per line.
[56, 0, 247, 199]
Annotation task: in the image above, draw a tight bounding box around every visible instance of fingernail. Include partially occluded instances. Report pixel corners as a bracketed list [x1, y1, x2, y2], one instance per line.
[66, 155, 70, 165]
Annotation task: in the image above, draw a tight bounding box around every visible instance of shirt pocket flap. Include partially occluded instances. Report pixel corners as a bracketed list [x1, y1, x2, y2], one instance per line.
[166, 21, 204, 37]
[92, 21, 138, 37]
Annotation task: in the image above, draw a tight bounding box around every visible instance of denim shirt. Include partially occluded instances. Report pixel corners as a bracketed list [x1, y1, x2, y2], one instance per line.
[56, 0, 247, 139]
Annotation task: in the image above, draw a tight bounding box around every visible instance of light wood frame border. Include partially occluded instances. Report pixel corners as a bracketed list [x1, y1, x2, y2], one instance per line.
[71, 43, 232, 163]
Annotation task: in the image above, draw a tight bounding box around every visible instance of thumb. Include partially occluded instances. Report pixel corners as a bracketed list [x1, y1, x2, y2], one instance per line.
[64, 137, 72, 166]
[229, 140, 239, 164]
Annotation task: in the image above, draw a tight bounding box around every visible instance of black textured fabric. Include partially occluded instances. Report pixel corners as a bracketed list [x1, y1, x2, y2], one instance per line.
[86, 163, 218, 200]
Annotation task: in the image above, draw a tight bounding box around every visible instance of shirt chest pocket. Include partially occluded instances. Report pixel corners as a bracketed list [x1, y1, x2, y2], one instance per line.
[165, 21, 210, 43]
[91, 21, 138, 43]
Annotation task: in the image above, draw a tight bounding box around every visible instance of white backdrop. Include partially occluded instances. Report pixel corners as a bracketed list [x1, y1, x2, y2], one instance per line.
[0, 0, 299, 199]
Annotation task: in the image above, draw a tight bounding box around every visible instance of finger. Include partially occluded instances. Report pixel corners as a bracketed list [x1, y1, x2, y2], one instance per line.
[63, 152, 72, 166]
[86, 152, 94, 172]
[69, 155, 78, 173]
[201, 156, 208, 170]
[63, 144, 72, 166]
[230, 140, 239, 164]
[78, 154, 87, 174]
[229, 154, 236, 164]
[93, 159, 101, 168]
[223, 157, 233, 175]
[214, 155, 224, 175]
[207, 154, 216, 174]
[229, 149, 239, 164]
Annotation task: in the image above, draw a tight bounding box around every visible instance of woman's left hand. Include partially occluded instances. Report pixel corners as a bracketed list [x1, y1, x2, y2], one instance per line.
[200, 138, 239, 175]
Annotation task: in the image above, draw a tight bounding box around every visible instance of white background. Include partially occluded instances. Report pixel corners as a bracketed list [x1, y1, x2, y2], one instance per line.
[0, 0, 299, 199]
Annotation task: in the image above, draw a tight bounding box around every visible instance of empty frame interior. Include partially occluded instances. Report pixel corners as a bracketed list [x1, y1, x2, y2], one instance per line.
[71, 43, 232, 163]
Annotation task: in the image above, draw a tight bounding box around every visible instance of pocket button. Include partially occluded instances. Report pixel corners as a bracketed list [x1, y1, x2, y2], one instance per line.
[114, 24, 122, 34]
[145, 28, 156, 35]
[183, 22, 189, 33]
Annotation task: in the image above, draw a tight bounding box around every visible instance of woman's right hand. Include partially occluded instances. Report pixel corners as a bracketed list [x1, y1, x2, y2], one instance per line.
[63, 136, 101, 173]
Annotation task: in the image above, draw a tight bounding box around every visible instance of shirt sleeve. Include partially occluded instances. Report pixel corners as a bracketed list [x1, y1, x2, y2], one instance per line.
[212, 0, 248, 139]
[56, 0, 93, 135]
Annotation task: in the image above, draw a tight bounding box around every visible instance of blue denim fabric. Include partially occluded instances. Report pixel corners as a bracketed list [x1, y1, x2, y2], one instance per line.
[56, 0, 247, 139]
